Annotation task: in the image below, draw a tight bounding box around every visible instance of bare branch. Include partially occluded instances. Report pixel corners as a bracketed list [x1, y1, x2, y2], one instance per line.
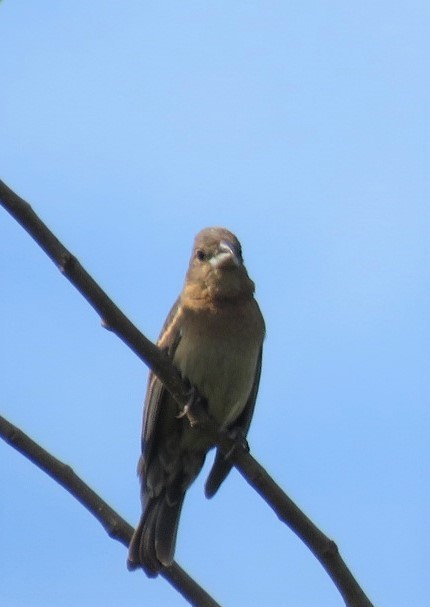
[0, 180, 375, 606]
[222, 440, 374, 607]
[0, 415, 221, 607]
[0, 180, 186, 408]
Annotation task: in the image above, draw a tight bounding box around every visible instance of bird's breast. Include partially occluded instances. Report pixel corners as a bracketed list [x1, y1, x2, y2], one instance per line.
[173, 302, 263, 430]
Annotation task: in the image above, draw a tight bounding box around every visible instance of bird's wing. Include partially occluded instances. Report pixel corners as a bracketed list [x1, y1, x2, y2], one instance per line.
[141, 297, 183, 464]
[204, 345, 263, 498]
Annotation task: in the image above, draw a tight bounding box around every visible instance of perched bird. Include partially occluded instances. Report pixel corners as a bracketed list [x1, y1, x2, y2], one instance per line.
[127, 227, 265, 576]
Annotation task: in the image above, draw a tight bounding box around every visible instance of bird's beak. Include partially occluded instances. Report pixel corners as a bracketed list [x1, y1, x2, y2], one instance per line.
[210, 240, 241, 268]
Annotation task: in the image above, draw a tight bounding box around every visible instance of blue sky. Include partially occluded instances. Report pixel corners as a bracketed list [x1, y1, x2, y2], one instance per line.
[1, 2, 428, 606]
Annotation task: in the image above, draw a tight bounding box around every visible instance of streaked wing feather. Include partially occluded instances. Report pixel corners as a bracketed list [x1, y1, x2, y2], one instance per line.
[235, 345, 263, 434]
[141, 297, 183, 462]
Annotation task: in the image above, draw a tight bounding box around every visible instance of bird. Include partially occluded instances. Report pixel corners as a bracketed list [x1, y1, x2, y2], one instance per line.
[127, 227, 265, 576]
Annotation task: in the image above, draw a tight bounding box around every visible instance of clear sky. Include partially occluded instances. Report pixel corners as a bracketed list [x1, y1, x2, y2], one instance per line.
[1, 2, 428, 606]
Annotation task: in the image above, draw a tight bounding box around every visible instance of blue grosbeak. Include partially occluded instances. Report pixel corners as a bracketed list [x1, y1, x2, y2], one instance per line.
[127, 227, 265, 575]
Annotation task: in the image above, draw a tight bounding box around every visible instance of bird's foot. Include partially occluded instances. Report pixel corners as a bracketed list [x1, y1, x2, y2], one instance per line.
[222, 427, 249, 460]
[177, 385, 208, 428]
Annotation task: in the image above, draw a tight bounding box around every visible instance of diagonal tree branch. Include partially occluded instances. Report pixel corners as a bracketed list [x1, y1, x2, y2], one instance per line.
[0, 415, 221, 607]
[0, 180, 375, 607]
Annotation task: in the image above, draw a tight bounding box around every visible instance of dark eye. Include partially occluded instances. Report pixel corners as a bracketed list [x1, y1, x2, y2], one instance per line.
[195, 249, 206, 261]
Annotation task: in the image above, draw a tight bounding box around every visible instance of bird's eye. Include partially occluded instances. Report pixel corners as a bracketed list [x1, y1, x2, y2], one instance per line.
[195, 249, 206, 261]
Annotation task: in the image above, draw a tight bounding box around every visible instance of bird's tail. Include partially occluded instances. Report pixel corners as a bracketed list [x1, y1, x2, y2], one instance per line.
[127, 492, 185, 577]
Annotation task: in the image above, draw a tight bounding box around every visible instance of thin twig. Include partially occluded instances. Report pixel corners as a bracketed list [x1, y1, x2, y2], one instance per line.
[0, 415, 221, 607]
[0, 180, 375, 606]
[223, 440, 374, 607]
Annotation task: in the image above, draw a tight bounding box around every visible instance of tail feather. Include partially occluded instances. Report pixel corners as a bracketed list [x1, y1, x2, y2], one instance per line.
[127, 492, 184, 576]
[155, 494, 185, 566]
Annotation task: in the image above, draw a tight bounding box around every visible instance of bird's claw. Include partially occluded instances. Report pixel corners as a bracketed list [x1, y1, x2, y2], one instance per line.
[177, 386, 207, 428]
[223, 428, 249, 460]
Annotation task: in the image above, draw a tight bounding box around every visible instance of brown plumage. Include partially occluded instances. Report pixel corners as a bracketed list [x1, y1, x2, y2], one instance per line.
[127, 227, 265, 575]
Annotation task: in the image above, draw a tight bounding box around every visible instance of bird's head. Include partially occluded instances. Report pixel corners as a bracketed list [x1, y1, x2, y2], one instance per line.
[184, 227, 255, 303]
